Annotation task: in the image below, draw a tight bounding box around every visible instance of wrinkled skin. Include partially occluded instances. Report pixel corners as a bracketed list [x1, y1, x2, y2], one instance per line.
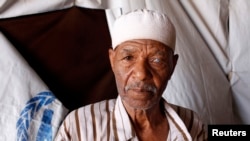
[109, 39, 178, 110]
[109, 39, 178, 141]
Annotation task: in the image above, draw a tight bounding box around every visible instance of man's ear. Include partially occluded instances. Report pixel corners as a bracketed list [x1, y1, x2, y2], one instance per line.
[108, 48, 115, 70]
[170, 54, 179, 78]
[173, 54, 179, 69]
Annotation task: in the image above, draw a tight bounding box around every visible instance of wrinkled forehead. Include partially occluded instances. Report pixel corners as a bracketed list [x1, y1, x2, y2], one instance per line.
[116, 39, 173, 53]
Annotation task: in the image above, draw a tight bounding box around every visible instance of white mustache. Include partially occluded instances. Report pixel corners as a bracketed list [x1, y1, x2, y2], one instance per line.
[125, 82, 157, 94]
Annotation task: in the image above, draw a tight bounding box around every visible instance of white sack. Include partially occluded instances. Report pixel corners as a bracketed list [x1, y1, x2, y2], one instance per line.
[0, 32, 68, 141]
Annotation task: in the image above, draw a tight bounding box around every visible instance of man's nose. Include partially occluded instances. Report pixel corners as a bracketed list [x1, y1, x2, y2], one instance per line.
[133, 60, 152, 81]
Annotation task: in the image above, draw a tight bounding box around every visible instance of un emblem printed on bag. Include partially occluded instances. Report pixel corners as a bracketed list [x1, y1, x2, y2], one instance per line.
[16, 91, 56, 141]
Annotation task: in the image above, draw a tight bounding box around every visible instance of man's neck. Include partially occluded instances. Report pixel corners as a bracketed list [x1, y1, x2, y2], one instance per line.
[124, 101, 169, 141]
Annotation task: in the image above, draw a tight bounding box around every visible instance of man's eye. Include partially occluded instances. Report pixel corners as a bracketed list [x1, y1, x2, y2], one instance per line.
[152, 58, 161, 63]
[123, 56, 133, 61]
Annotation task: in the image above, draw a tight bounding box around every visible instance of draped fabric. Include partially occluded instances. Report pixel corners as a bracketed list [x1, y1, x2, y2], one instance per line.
[0, 0, 250, 140]
[0, 7, 117, 111]
[0, 32, 68, 141]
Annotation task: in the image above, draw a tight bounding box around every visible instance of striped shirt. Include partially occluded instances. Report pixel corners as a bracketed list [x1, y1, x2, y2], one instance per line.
[55, 96, 207, 141]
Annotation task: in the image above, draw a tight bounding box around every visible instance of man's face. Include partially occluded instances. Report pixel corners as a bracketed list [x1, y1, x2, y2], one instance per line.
[109, 39, 178, 110]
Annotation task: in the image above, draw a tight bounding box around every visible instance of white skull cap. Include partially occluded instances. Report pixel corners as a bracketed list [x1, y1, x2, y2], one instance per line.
[111, 9, 176, 51]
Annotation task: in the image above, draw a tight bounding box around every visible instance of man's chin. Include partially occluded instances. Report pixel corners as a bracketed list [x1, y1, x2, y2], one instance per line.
[121, 97, 156, 110]
[127, 90, 155, 100]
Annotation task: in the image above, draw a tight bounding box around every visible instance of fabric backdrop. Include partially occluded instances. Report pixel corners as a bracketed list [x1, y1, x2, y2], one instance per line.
[0, 32, 68, 140]
[0, 1, 250, 140]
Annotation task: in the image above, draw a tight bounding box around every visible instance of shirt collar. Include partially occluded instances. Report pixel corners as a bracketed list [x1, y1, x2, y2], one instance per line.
[112, 97, 192, 141]
[112, 96, 137, 140]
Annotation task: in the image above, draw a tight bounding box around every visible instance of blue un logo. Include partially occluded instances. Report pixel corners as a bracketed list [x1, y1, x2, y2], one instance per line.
[16, 91, 56, 141]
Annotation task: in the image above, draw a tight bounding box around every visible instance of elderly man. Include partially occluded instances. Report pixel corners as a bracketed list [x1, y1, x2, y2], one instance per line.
[55, 9, 207, 141]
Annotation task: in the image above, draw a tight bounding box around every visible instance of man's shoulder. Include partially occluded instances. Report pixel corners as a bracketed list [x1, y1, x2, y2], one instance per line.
[83, 98, 116, 110]
[168, 103, 200, 119]
[55, 99, 118, 140]
[168, 103, 207, 140]
[68, 98, 117, 116]
[168, 103, 204, 129]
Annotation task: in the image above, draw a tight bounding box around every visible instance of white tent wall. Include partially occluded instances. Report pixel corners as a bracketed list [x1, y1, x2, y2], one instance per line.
[0, 0, 249, 126]
[105, 0, 236, 125]
[105, 0, 250, 125]
[0, 0, 74, 19]
[229, 0, 250, 124]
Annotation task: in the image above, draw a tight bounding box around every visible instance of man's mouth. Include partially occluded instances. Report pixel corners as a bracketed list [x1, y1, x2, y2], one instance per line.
[125, 82, 157, 94]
